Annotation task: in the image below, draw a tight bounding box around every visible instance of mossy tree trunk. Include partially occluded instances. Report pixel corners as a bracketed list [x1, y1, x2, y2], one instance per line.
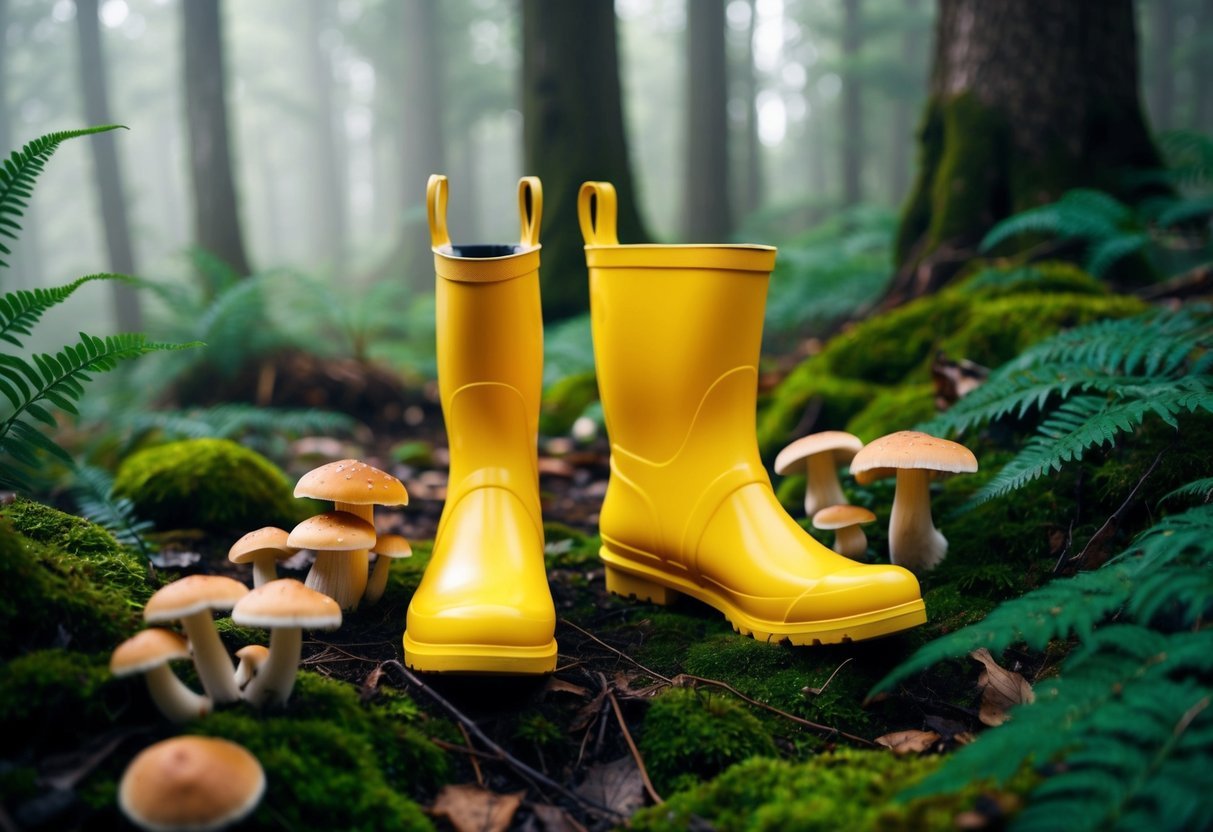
[890, 0, 1163, 305]
[683, 0, 732, 240]
[523, 0, 649, 321]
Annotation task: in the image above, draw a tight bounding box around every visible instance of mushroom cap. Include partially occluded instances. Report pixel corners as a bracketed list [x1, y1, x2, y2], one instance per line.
[235, 644, 270, 665]
[144, 575, 249, 623]
[228, 526, 298, 565]
[774, 431, 865, 475]
[119, 736, 265, 832]
[812, 505, 877, 530]
[232, 578, 342, 630]
[373, 534, 413, 559]
[287, 510, 376, 551]
[111, 629, 191, 676]
[294, 459, 409, 507]
[849, 430, 979, 485]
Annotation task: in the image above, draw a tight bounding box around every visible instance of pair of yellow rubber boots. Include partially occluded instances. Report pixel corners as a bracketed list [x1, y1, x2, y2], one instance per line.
[402, 176, 927, 674]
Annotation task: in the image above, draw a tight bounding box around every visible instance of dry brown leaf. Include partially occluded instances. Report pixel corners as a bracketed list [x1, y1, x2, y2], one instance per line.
[575, 756, 647, 817]
[545, 677, 591, 698]
[874, 729, 941, 755]
[971, 648, 1035, 726]
[430, 784, 524, 832]
[530, 803, 589, 832]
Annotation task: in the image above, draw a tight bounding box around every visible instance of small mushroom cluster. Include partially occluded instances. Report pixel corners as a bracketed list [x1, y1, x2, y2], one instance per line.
[775, 429, 977, 572]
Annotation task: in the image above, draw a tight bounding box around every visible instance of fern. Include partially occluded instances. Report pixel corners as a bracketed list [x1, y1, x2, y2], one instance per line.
[0, 275, 130, 347]
[1160, 476, 1213, 505]
[0, 125, 124, 267]
[120, 403, 356, 458]
[69, 464, 156, 558]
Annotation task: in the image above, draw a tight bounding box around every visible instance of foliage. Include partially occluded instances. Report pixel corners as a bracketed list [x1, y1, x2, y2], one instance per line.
[0, 649, 114, 755]
[111, 437, 307, 533]
[68, 464, 157, 559]
[118, 403, 357, 458]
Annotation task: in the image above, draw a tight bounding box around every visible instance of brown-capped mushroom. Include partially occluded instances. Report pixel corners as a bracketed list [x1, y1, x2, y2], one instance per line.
[812, 505, 877, 559]
[111, 629, 211, 723]
[849, 431, 978, 572]
[228, 527, 298, 588]
[288, 510, 377, 610]
[774, 431, 865, 517]
[363, 534, 412, 606]
[143, 576, 248, 704]
[233, 644, 269, 690]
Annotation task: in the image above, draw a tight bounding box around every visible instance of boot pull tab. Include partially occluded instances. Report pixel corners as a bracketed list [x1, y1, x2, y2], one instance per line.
[578, 181, 619, 246]
[426, 174, 451, 250]
[518, 177, 543, 249]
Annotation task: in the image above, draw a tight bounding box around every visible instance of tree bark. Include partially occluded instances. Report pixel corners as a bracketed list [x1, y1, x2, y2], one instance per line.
[683, 0, 732, 240]
[523, 0, 649, 320]
[75, 0, 143, 331]
[304, 0, 347, 275]
[889, 0, 922, 204]
[182, 0, 252, 278]
[1147, 0, 1175, 131]
[841, 0, 863, 206]
[889, 0, 1163, 306]
[400, 0, 444, 287]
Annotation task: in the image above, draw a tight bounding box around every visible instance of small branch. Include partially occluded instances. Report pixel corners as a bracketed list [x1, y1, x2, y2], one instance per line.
[1066, 449, 1166, 572]
[558, 618, 674, 684]
[802, 657, 853, 697]
[456, 723, 486, 787]
[601, 674, 663, 805]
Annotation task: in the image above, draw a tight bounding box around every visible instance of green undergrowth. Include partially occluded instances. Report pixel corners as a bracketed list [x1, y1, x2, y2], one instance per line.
[0, 649, 116, 756]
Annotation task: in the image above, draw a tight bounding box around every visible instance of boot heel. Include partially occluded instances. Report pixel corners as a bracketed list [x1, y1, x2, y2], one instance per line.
[605, 567, 680, 605]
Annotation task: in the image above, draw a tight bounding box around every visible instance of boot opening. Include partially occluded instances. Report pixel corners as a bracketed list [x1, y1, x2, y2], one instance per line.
[444, 243, 528, 258]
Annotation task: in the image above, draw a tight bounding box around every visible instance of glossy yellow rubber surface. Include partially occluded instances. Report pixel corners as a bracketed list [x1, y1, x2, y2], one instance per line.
[580, 181, 925, 645]
[403, 175, 556, 674]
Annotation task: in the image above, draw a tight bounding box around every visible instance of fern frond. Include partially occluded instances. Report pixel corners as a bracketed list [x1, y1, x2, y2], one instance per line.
[69, 464, 156, 558]
[1160, 476, 1213, 505]
[980, 189, 1133, 253]
[1084, 232, 1148, 277]
[0, 126, 125, 267]
[0, 275, 129, 348]
[124, 404, 356, 443]
[1157, 193, 1213, 227]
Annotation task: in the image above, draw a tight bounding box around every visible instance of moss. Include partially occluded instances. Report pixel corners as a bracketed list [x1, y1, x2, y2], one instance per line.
[0, 650, 117, 754]
[846, 384, 938, 444]
[896, 97, 945, 266]
[544, 523, 600, 569]
[540, 370, 599, 436]
[639, 688, 777, 795]
[758, 362, 880, 458]
[821, 294, 970, 385]
[113, 438, 307, 533]
[954, 260, 1108, 298]
[0, 507, 147, 657]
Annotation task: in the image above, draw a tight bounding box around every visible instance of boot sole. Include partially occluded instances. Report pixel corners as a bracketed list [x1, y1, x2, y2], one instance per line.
[403, 633, 557, 675]
[601, 548, 926, 645]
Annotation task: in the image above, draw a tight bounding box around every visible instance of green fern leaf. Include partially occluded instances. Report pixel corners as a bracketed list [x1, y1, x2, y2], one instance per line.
[1157, 193, 1213, 227]
[1083, 232, 1148, 277]
[1160, 476, 1213, 505]
[980, 189, 1133, 253]
[69, 464, 156, 558]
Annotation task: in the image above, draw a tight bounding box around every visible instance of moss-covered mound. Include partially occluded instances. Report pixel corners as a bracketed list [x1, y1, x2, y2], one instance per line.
[0, 649, 117, 756]
[0, 501, 148, 657]
[113, 438, 306, 533]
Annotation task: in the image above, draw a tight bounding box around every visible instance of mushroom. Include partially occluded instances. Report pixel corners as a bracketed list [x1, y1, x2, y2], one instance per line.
[849, 430, 978, 572]
[228, 527, 298, 588]
[233, 644, 270, 689]
[232, 578, 342, 707]
[287, 510, 378, 610]
[811, 505, 877, 559]
[294, 459, 409, 609]
[143, 575, 248, 705]
[110, 629, 211, 723]
[363, 534, 412, 606]
[119, 736, 265, 832]
[774, 431, 865, 517]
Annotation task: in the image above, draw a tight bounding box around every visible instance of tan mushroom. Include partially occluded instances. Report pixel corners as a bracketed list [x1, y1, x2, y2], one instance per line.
[119, 736, 264, 832]
[233, 644, 270, 690]
[363, 534, 412, 606]
[294, 459, 408, 608]
[228, 526, 298, 588]
[232, 579, 342, 707]
[110, 629, 211, 723]
[849, 431, 978, 572]
[287, 510, 377, 610]
[143, 576, 248, 704]
[812, 505, 877, 560]
[774, 431, 865, 517]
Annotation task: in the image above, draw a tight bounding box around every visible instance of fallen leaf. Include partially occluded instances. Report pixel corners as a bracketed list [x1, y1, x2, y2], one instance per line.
[430, 784, 524, 832]
[575, 756, 646, 817]
[874, 729, 941, 755]
[530, 803, 588, 832]
[545, 677, 591, 698]
[970, 648, 1035, 726]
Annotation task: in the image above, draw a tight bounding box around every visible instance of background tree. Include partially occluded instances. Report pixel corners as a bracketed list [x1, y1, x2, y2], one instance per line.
[735, 0, 763, 218]
[399, 0, 444, 286]
[889, 0, 925, 203]
[74, 0, 142, 330]
[840, 0, 863, 206]
[304, 0, 347, 276]
[1146, 0, 1175, 131]
[182, 0, 252, 278]
[523, 0, 649, 320]
[891, 0, 1163, 304]
[683, 0, 732, 240]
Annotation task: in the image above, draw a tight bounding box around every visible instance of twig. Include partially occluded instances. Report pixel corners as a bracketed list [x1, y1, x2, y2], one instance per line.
[558, 618, 673, 684]
[1066, 449, 1166, 571]
[600, 673, 663, 805]
[457, 723, 486, 787]
[377, 661, 623, 822]
[428, 738, 500, 762]
[802, 657, 853, 697]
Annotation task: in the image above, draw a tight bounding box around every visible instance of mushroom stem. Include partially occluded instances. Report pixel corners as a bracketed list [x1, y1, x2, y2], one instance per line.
[833, 525, 869, 559]
[805, 453, 848, 517]
[181, 611, 241, 704]
[304, 500, 373, 610]
[243, 626, 302, 707]
[888, 469, 948, 572]
[251, 556, 278, 589]
[144, 664, 211, 723]
[363, 554, 392, 606]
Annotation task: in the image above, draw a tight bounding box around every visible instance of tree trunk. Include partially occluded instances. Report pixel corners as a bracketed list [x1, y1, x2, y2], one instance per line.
[304, 0, 347, 275]
[841, 0, 863, 206]
[1193, 0, 1213, 132]
[683, 0, 732, 240]
[889, 0, 1163, 306]
[182, 0, 252, 278]
[1147, 0, 1175, 131]
[738, 0, 763, 218]
[523, 0, 649, 321]
[890, 0, 922, 204]
[400, 0, 444, 287]
[75, 0, 143, 331]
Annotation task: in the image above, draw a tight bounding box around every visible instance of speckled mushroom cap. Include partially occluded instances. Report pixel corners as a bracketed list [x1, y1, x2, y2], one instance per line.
[372, 534, 413, 559]
[144, 575, 249, 623]
[774, 431, 865, 475]
[110, 629, 191, 676]
[294, 459, 409, 506]
[287, 511, 377, 551]
[232, 579, 342, 630]
[812, 505, 877, 530]
[849, 431, 978, 485]
[119, 736, 265, 832]
[228, 526, 298, 565]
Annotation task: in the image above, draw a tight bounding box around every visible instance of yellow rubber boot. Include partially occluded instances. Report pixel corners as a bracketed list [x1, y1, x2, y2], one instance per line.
[579, 182, 926, 645]
[403, 175, 557, 673]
